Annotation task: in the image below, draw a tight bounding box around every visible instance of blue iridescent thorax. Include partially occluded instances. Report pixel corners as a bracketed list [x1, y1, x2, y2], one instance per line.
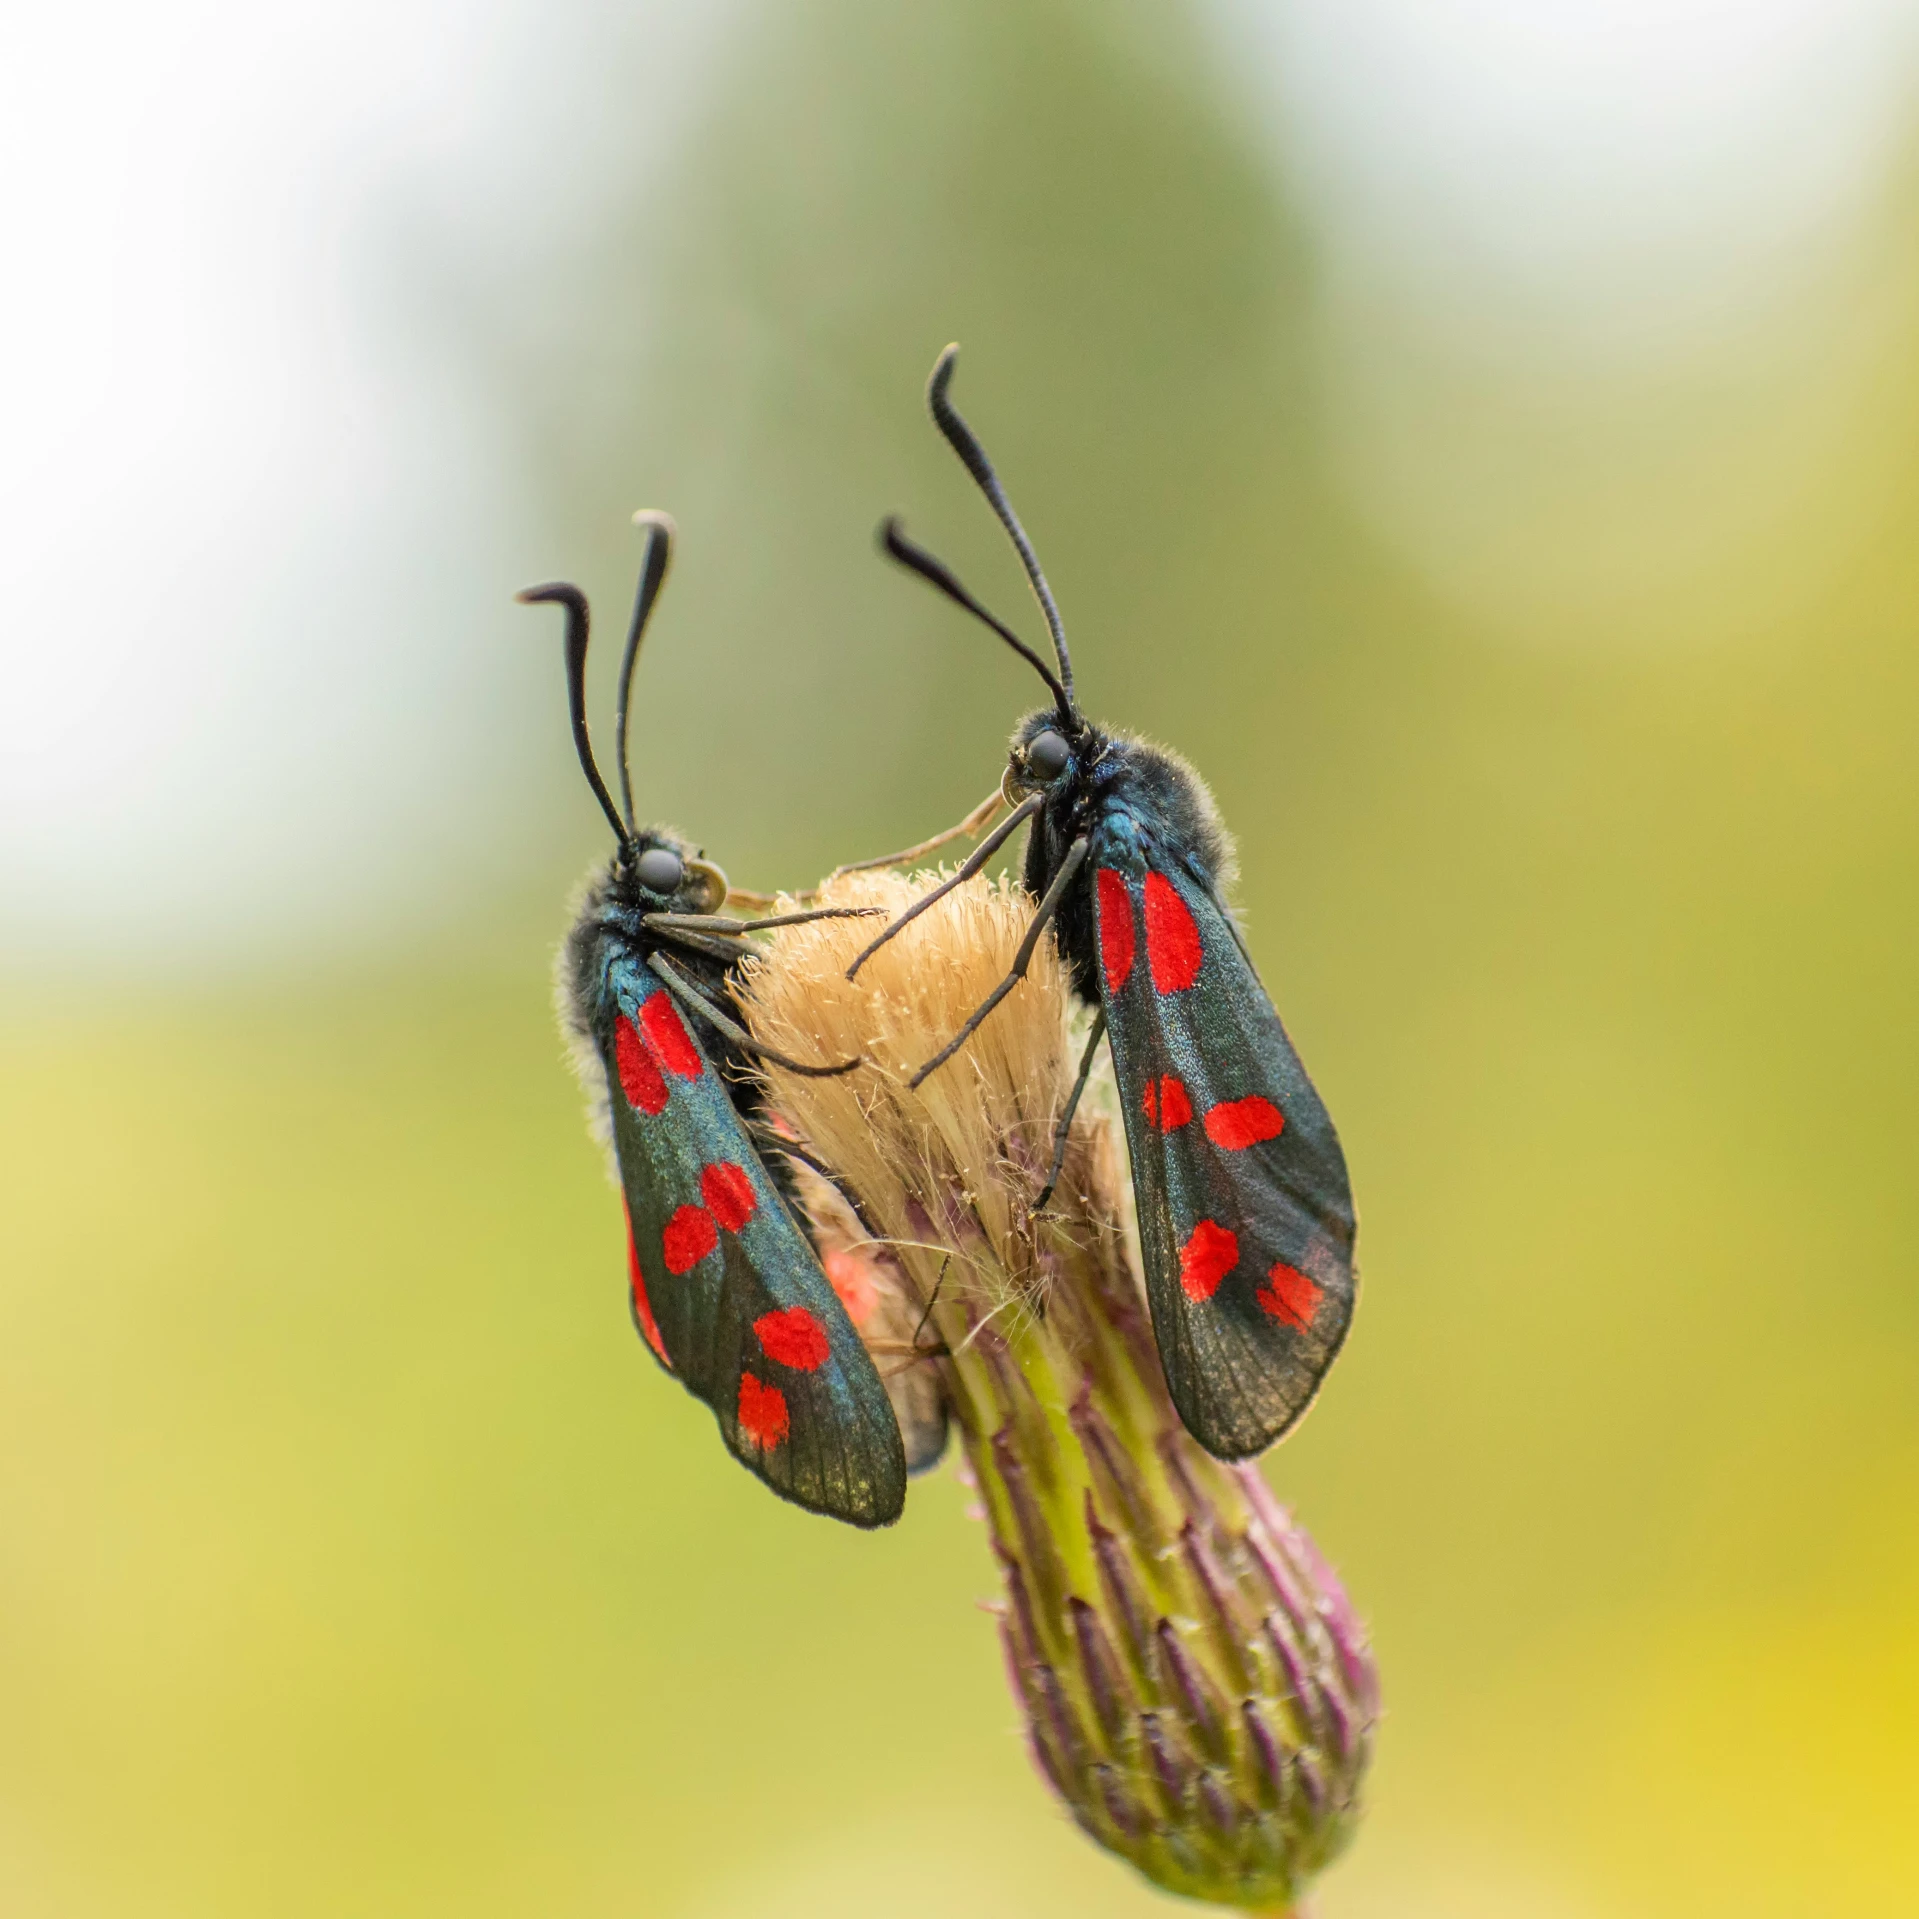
[1006, 707, 1235, 1000]
[558, 828, 741, 1081]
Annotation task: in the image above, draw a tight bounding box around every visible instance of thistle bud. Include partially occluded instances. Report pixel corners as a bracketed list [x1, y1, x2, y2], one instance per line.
[742, 871, 1376, 1912]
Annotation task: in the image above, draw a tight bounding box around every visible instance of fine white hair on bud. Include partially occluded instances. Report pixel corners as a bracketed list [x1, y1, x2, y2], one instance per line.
[741, 869, 1376, 1912]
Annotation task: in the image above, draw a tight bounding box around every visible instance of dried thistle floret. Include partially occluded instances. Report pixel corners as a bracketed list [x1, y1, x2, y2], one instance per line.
[741, 869, 1376, 1912]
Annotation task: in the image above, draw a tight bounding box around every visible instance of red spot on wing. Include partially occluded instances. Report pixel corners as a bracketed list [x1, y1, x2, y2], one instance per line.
[625, 1207, 669, 1364]
[1203, 1096, 1286, 1150]
[737, 1372, 790, 1448]
[700, 1161, 756, 1233]
[639, 991, 703, 1079]
[754, 1306, 831, 1372]
[661, 1204, 717, 1275]
[1141, 1075, 1194, 1131]
[614, 1016, 668, 1115]
[1257, 1262, 1323, 1332]
[1178, 1219, 1239, 1301]
[1096, 868, 1136, 993]
[824, 1246, 880, 1327]
[1143, 872, 1203, 994]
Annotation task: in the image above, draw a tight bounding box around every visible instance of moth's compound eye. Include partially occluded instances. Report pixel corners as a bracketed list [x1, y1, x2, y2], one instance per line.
[1027, 729, 1071, 780]
[634, 846, 685, 894]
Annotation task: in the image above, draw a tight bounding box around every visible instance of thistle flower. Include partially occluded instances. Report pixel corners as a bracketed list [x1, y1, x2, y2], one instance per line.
[741, 871, 1376, 1913]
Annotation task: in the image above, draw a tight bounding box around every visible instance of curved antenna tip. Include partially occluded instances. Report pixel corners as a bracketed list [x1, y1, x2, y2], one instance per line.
[878, 514, 1072, 718]
[520, 577, 629, 848]
[917, 342, 1077, 712]
[515, 581, 582, 610]
[613, 510, 677, 838]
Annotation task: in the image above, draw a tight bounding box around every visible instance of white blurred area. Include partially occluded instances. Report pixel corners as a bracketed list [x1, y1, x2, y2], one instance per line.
[1217, 0, 1919, 337]
[0, 0, 735, 976]
[1209, 0, 1919, 649]
[4, 0, 1918, 972]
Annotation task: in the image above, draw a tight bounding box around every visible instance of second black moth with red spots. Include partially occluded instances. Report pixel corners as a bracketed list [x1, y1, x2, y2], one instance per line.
[855, 348, 1358, 1461]
[523, 515, 909, 1529]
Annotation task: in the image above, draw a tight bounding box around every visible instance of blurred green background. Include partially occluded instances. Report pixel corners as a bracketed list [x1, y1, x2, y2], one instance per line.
[5, 2, 1918, 1913]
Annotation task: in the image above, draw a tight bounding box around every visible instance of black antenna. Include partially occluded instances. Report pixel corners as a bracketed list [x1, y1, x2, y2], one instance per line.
[515, 582, 629, 850]
[926, 344, 1077, 713]
[615, 510, 676, 837]
[878, 517, 1072, 718]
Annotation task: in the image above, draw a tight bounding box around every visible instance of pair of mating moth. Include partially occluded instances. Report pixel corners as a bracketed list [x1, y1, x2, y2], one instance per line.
[522, 350, 1357, 1529]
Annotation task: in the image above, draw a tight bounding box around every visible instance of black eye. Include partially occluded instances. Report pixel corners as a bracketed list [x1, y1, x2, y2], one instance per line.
[633, 846, 685, 894]
[1027, 729, 1071, 779]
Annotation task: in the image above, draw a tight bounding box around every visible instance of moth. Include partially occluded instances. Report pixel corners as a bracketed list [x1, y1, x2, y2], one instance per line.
[524, 513, 909, 1526]
[850, 351, 1358, 1461]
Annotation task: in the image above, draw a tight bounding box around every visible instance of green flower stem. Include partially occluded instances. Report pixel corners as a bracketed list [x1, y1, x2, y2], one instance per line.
[743, 875, 1375, 1911]
[910, 1147, 1374, 1910]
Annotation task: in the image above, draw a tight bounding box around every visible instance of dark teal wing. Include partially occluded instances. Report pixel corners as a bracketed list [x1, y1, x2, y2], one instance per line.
[598, 953, 907, 1526]
[1090, 834, 1357, 1459]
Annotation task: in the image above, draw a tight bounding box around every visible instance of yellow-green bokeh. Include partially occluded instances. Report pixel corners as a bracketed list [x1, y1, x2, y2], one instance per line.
[5, 3, 1917, 1913]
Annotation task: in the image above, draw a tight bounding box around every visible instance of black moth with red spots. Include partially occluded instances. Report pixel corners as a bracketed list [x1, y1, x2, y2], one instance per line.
[861, 348, 1357, 1460]
[1074, 821, 1357, 1457]
[525, 518, 910, 1527]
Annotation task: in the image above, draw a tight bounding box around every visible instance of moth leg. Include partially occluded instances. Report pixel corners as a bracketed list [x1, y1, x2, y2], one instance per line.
[648, 924, 751, 964]
[717, 885, 799, 910]
[868, 1341, 954, 1368]
[911, 1254, 952, 1356]
[1031, 1007, 1106, 1216]
[907, 834, 1090, 1089]
[826, 786, 1004, 883]
[845, 792, 1043, 980]
[646, 952, 862, 1077]
[644, 905, 880, 937]
[753, 1128, 888, 1242]
[855, 1260, 955, 1367]
[862, 1253, 956, 1365]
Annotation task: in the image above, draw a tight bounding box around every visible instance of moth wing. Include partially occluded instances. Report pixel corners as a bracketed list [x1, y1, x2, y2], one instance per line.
[702, 1232, 914, 1525]
[601, 961, 907, 1526]
[849, 1256, 950, 1477]
[775, 1166, 952, 1478]
[1091, 843, 1357, 1458]
[886, 1365, 951, 1477]
[722, 1130, 946, 1486]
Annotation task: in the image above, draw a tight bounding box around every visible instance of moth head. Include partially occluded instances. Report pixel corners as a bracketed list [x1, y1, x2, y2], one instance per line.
[1007, 707, 1095, 798]
[625, 829, 727, 914]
